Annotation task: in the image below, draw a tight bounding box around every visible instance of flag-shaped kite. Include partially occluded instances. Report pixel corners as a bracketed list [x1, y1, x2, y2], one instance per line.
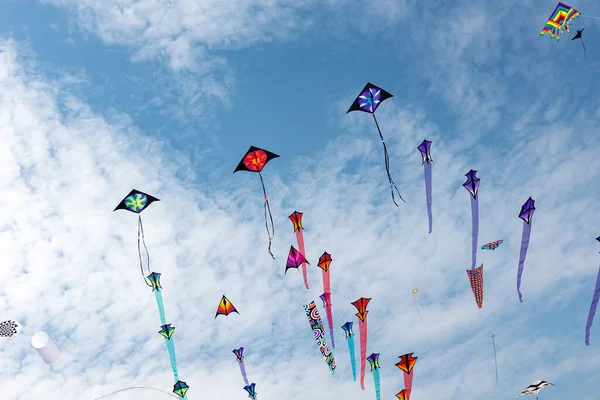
[289, 211, 309, 289]
[540, 2, 580, 40]
[347, 82, 405, 206]
[318, 251, 335, 348]
[367, 353, 381, 400]
[234, 146, 279, 259]
[417, 139, 433, 233]
[303, 301, 336, 374]
[351, 297, 372, 390]
[517, 197, 535, 302]
[341, 322, 357, 381]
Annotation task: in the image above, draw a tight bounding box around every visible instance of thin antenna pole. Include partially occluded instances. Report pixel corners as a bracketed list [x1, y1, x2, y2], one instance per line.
[491, 334, 499, 383]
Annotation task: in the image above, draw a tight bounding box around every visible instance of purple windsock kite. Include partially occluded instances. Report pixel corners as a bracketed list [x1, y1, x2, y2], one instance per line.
[463, 170, 480, 270]
[516, 197, 535, 302]
[417, 140, 433, 233]
[585, 237, 600, 345]
[233, 347, 249, 386]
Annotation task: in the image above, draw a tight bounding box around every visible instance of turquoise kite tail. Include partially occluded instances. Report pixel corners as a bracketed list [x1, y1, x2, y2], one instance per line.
[373, 368, 380, 400]
[348, 337, 357, 381]
[154, 289, 167, 325]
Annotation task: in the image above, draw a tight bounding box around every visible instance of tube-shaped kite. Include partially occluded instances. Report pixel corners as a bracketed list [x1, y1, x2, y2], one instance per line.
[396, 353, 417, 400]
[417, 140, 433, 233]
[148, 273, 189, 398]
[341, 322, 357, 381]
[463, 170, 480, 270]
[516, 197, 535, 302]
[466, 265, 484, 309]
[347, 82, 405, 206]
[317, 251, 334, 348]
[585, 236, 600, 346]
[367, 353, 381, 400]
[351, 297, 371, 390]
[31, 331, 61, 365]
[234, 146, 280, 259]
[303, 301, 336, 374]
[289, 211, 309, 289]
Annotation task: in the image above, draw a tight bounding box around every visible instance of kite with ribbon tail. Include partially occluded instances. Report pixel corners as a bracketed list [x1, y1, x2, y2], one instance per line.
[366, 353, 381, 400]
[351, 297, 371, 390]
[572, 28, 587, 57]
[233, 348, 258, 399]
[396, 353, 417, 400]
[317, 251, 335, 348]
[463, 171, 484, 308]
[417, 140, 433, 233]
[114, 191, 189, 398]
[289, 211, 309, 289]
[517, 197, 536, 302]
[234, 146, 279, 259]
[347, 82, 405, 206]
[303, 301, 336, 374]
[341, 322, 357, 381]
[584, 236, 600, 345]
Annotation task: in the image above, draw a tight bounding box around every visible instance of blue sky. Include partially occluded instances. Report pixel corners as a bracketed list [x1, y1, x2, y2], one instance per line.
[1, 0, 600, 399]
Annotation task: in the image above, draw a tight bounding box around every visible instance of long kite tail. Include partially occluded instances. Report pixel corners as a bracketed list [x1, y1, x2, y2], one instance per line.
[581, 40, 588, 58]
[585, 265, 600, 345]
[154, 289, 181, 381]
[403, 371, 414, 400]
[138, 215, 152, 287]
[325, 302, 335, 349]
[258, 172, 275, 260]
[295, 230, 309, 289]
[424, 161, 433, 233]
[373, 368, 381, 400]
[516, 220, 532, 302]
[359, 320, 368, 390]
[348, 336, 357, 381]
[372, 114, 406, 206]
[470, 196, 479, 270]
[239, 361, 250, 386]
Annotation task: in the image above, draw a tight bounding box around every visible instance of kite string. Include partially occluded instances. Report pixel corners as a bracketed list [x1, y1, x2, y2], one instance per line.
[582, 15, 600, 20]
[371, 113, 406, 206]
[138, 215, 152, 287]
[491, 334, 499, 383]
[412, 294, 424, 327]
[258, 172, 275, 260]
[94, 386, 179, 399]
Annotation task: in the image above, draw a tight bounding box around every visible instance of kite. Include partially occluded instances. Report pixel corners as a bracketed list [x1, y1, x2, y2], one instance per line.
[94, 387, 180, 399]
[572, 28, 587, 57]
[31, 330, 61, 365]
[396, 353, 418, 400]
[318, 251, 335, 348]
[0, 320, 21, 337]
[396, 390, 409, 400]
[491, 334, 499, 383]
[519, 380, 555, 397]
[233, 348, 250, 386]
[585, 236, 600, 345]
[411, 288, 424, 327]
[215, 295, 239, 318]
[234, 146, 280, 259]
[341, 322, 357, 381]
[463, 170, 480, 271]
[351, 297, 371, 390]
[147, 272, 190, 398]
[517, 197, 536, 302]
[482, 240, 503, 250]
[417, 140, 433, 233]
[303, 301, 336, 374]
[347, 82, 405, 206]
[286, 245, 310, 278]
[466, 264, 484, 309]
[366, 353, 381, 400]
[540, 2, 580, 40]
[114, 189, 160, 287]
[289, 211, 309, 289]
[244, 383, 258, 400]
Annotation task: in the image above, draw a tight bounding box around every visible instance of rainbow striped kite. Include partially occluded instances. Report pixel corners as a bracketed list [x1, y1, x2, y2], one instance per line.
[540, 2, 580, 40]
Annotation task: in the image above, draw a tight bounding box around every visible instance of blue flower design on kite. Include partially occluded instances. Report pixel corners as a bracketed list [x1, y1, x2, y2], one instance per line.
[357, 87, 383, 113]
[125, 193, 148, 212]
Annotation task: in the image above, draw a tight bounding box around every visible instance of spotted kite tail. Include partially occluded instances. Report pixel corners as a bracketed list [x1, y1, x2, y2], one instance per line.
[585, 265, 600, 345]
[258, 172, 275, 259]
[517, 220, 532, 302]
